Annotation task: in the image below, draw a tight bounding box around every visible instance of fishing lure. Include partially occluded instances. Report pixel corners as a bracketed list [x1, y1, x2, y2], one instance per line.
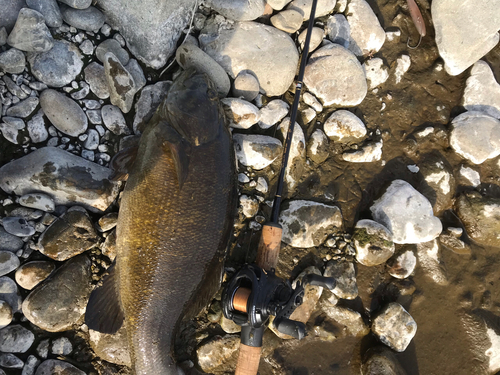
[406, 0, 426, 49]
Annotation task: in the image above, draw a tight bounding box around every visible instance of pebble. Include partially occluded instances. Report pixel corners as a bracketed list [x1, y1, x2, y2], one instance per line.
[346, 0, 385, 56]
[101, 229, 116, 261]
[83, 129, 99, 150]
[304, 44, 367, 106]
[79, 39, 94, 55]
[307, 129, 329, 164]
[439, 231, 471, 255]
[97, 212, 118, 232]
[302, 107, 316, 124]
[343, 141, 383, 163]
[362, 346, 407, 375]
[22, 355, 39, 375]
[220, 315, 241, 333]
[222, 98, 260, 129]
[175, 43, 230, 97]
[7, 8, 53, 52]
[26, 0, 62, 28]
[200, 21, 299, 97]
[232, 71, 260, 101]
[239, 195, 259, 218]
[0, 147, 121, 211]
[22, 255, 92, 332]
[5, 97, 39, 118]
[450, 111, 500, 164]
[371, 180, 442, 244]
[388, 250, 417, 279]
[70, 83, 90, 100]
[89, 326, 130, 366]
[0, 353, 23, 368]
[0, 301, 12, 329]
[298, 27, 324, 52]
[462, 61, 500, 119]
[0, 48, 26, 74]
[51, 337, 72, 355]
[279, 200, 343, 248]
[60, 4, 106, 31]
[258, 99, 289, 129]
[29, 40, 83, 87]
[40, 89, 88, 137]
[84, 62, 110, 99]
[256, 177, 268, 193]
[287, 0, 336, 20]
[353, 219, 395, 266]
[38, 208, 98, 261]
[2, 216, 35, 237]
[15, 261, 56, 290]
[96, 39, 129, 66]
[324, 260, 358, 300]
[0, 116, 25, 144]
[205, 0, 265, 21]
[303, 92, 322, 112]
[324, 110, 367, 143]
[233, 134, 282, 170]
[132, 81, 170, 133]
[271, 9, 303, 33]
[372, 303, 417, 352]
[196, 335, 240, 373]
[326, 14, 350, 48]
[0, 228, 24, 252]
[0, 324, 35, 353]
[460, 165, 481, 187]
[35, 360, 85, 375]
[267, 0, 291, 10]
[59, 0, 92, 8]
[363, 58, 389, 89]
[385, 29, 401, 42]
[322, 303, 369, 337]
[86, 110, 102, 125]
[104, 54, 146, 113]
[0, 277, 22, 313]
[416, 239, 448, 285]
[27, 110, 48, 143]
[19, 193, 55, 212]
[278, 119, 306, 193]
[4, 75, 27, 99]
[394, 54, 411, 84]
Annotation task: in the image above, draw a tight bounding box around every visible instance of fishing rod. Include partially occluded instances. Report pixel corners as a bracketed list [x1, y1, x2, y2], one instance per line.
[222, 1, 335, 374]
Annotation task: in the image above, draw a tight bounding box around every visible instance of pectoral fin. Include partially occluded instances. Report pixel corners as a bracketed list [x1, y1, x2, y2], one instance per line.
[160, 122, 191, 190]
[110, 143, 140, 181]
[85, 263, 124, 334]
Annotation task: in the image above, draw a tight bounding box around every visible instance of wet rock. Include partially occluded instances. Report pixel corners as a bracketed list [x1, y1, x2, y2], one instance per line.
[7, 8, 53, 52]
[196, 335, 240, 373]
[372, 302, 417, 352]
[0, 353, 23, 368]
[324, 110, 367, 143]
[0, 277, 22, 313]
[201, 21, 299, 97]
[0, 48, 26, 74]
[438, 231, 471, 255]
[0, 0, 27, 33]
[370, 180, 443, 244]
[29, 40, 83, 87]
[346, 0, 385, 56]
[89, 325, 130, 366]
[19, 193, 55, 212]
[40, 89, 87, 137]
[279, 200, 343, 248]
[271, 9, 303, 33]
[232, 71, 260, 101]
[362, 346, 407, 375]
[432, 0, 500, 76]
[460, 165, 481, 187]
[101, 229, 116, 261]
[175, 43, 230, 97]
[4, 75, 28, 99]
[363, 58, 389, 89]
[343, 141, 383, 163]
[132, 81, 170, 133]
[35, 360, 85, 375]
[100, 105, 128, 136]
[267, 0, 292, 10]
[416, 239, 447, 285]
[353, 219, 395, 266]
[51, 337, 72, 355]
[22, 254, 92, 332]
[233, 134, 282, 170]
[278, 119, 306, 193]
[326, 14, 350, 48]
[84, 62, 110, 99]
[0, 227, 23, 252]
[0, 117, 25, 144]
[455, 191, 500, 247]
[26, 0, 62, 28]
[0, 251, 20, 276]
[15, 261, 55, 290]
[2, 216, 35, 237]
[27, 110, 48, 143]
[222, 98, 260, 129]
[388, 250, 416, 279]
[298, 26, 324, 51]
[321, 303, 369, 337]
[462, 61, 500, 119]
[287, 0, 336, 20]
[324, 260, 358, 300]
[239, 195, 259, 218]
[220, 315, 241, 333]
[60, 4, 106, 32]
[0, 300, 12, 329]
[98, 212, 118, 232]
[96, 39, 129, 66]
[450, 111, 500, 164]
[96, 0, 197, 69]
[304, 44, 367, 107]
[258, 99, 289, 130]
[5, 97, 38, 118]
[0, 147, 121, 211]
[307, 129, 329, 164]
[0, 324, 34, 353]
[205, 0, 265, 21]
[38, 208, 98, 261]
[104, 53, 146, 113]
[394, 54, 411, 84]
[303, 92, 322, 112]
[36, 339, 49, 359]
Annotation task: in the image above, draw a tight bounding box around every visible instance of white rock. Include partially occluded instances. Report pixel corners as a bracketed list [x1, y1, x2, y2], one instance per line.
[221, 98, 260, 129]
[287, 0, 336, 20]
[204, 0, 265, 21]
[372, 303, 417, 352]
[271, 9, 303, 33]
[324, 110, 366, 142]
[302, 107, 316, 124]
[307, 129, 329, 164]
[363, 58, 389, 89]
[298, 27, 324, 52]
[232, 72, 260, 101]
[353, 219, 395, 266]
[460, 165, 481, 187]
[416, 239, 448, 285]
[386, 28, 401, 42]
[395, 54, 411, 84]
[346, 0, 385, 56]
[342, 140, 383, 162]
[279, 200, 343, 248]
[302, 92, 322, 112]
[432, 0, 500, 76]
[0, 117, 25, 144]
[258, 99, 289, 130]
[462, 60, 500, 119]
[450, 111, 500, 164]
[388, 250, 417, 279]
[256, 177, 268, 193]
[370, 180, 443, 244]
[233, 134, 283, 170]
[239, 195, 259, 218]
[267, 0, 292, 10]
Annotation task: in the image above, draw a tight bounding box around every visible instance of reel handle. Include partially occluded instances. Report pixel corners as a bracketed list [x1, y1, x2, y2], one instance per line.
[273, 317, 306, 339]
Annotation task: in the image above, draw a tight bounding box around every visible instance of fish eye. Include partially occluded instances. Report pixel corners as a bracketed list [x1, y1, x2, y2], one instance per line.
[207, 89, 218, 101]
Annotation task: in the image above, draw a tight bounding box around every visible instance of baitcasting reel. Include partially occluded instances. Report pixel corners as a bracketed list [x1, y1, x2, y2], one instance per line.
[222, 264, 335, 347]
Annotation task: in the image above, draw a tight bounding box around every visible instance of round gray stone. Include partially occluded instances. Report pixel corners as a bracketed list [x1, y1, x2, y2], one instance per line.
[0, 353, 23, 368]
[95, 39, 129, 66]
[26, 0, 62, 28]
[0, 324, 34, 353]
[51, 337, 72, 355]
[15, 260, 56, 290]
[0, 116, 25, 144]
[0, 277, 22, 313]
[7, 8, 53, 52]
[271, 9, 303, 33]
[324, 110, 367, 143]
[258, 99, 289, 130]
[326, 14, 350, 48]
[0, 0, 27, 33]
[204, 0, 265, 21]
[35, 359, 85, 375]
[84, 62, 110, 99]
[324, 260, 358, 300]
[60, 4, 106, 31]
[232, 71, 260, 101]
[0, 251, 20, 276]
[40, 89, 88, 136]
[0, 228, 23, 252]
[101, 104, 129, 135]
[0, 48, 26, 74]
[388, 250, 417, 279]
[5, 97, 39, 118]
[132, 81, 170, 134]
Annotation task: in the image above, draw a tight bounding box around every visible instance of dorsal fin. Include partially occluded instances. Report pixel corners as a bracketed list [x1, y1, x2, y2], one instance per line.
[85, 263, 124, 334]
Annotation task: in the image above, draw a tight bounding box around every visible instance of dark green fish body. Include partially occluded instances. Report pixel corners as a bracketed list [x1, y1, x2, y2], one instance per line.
[86, 71, 236, 375]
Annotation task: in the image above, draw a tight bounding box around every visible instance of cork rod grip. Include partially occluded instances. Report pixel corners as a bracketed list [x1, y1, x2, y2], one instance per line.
[255, 223, 282, 271]
[235, 344, 262, 375]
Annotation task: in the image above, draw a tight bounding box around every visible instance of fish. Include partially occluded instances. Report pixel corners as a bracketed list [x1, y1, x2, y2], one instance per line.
[85, 69, 237, 375]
